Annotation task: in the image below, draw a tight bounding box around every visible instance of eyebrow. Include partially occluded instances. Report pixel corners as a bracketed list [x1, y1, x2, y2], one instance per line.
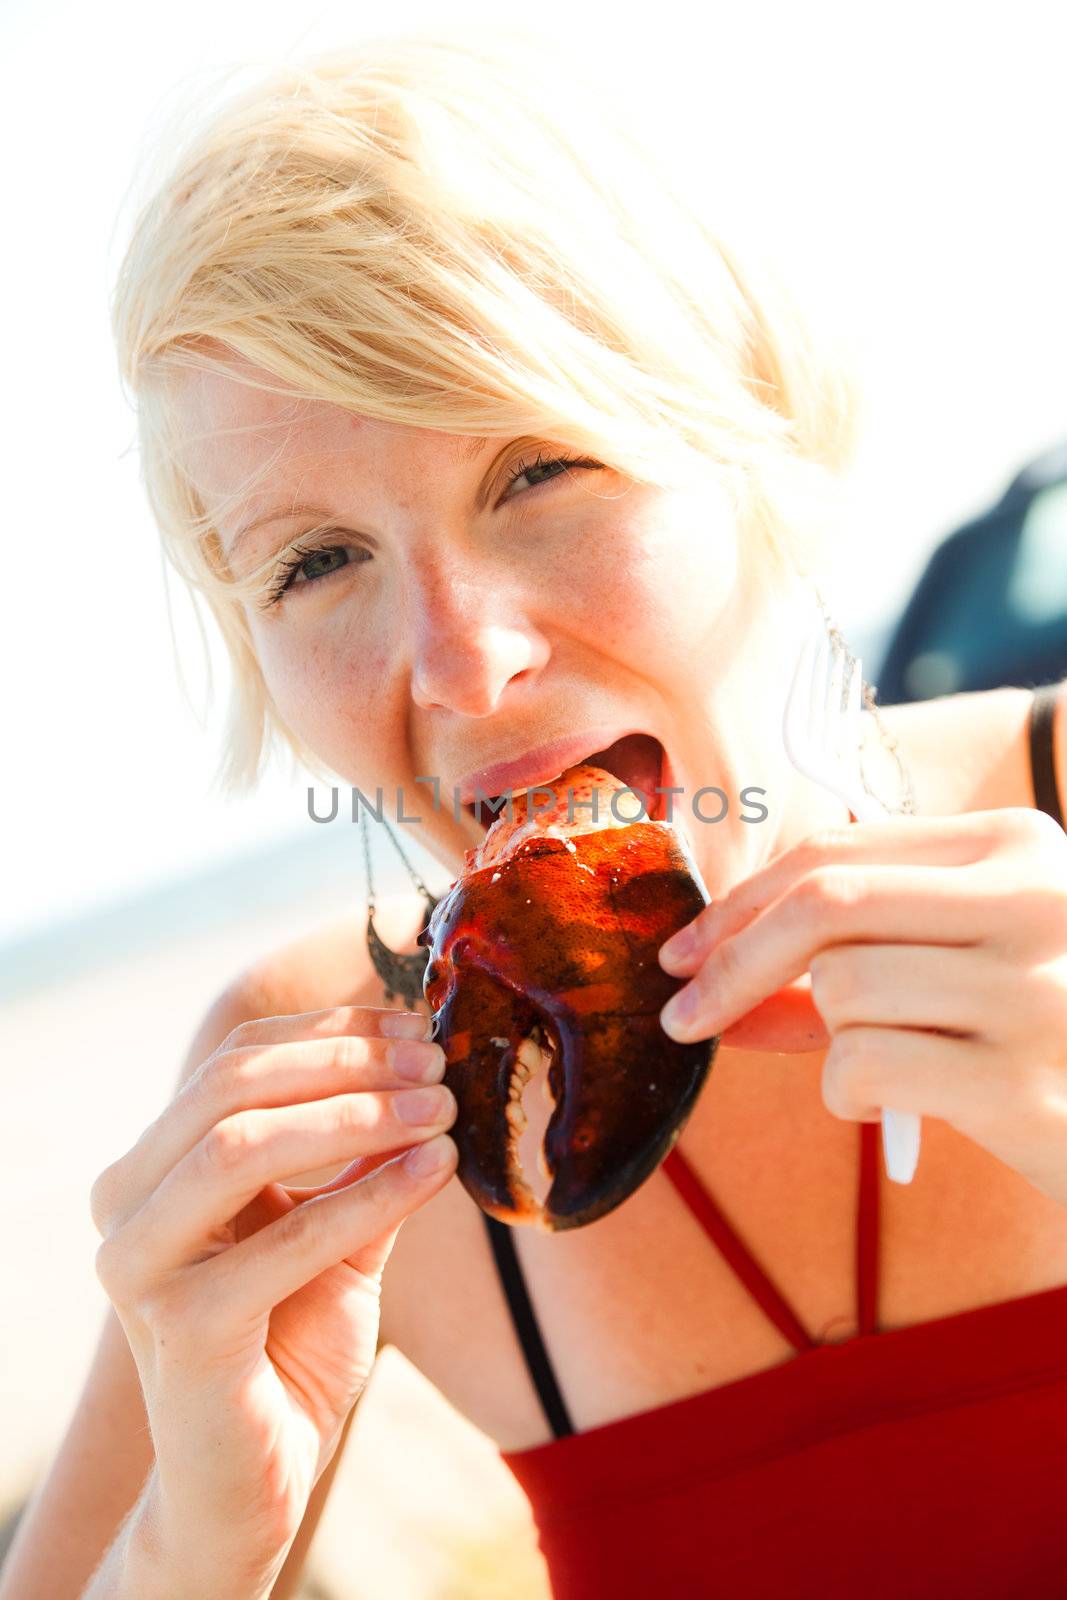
[227, 503, 334, 562]
[225, 437, 536, 562]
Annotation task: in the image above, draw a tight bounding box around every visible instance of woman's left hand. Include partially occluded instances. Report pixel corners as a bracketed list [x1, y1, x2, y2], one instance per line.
[657, 808, 1067, 1209]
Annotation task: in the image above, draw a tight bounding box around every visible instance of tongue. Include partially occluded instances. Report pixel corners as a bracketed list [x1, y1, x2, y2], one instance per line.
[586, 733, 661, 816]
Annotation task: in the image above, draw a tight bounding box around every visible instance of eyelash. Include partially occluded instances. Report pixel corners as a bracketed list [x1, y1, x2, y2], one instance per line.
[261, 450, 603, 607]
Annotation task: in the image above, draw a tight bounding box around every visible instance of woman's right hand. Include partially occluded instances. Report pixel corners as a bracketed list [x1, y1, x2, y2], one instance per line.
[89, 1004, 457, 1597]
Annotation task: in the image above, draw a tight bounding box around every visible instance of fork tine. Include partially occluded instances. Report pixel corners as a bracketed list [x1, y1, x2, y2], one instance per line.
[809, 627, 830, 751]
[829, 637, 849, 765]
[783, 623, 819, 774]
[814, 627, 836, 758]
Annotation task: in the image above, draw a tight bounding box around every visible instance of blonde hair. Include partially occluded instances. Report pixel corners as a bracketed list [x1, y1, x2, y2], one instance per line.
[110, 22, 863, 795]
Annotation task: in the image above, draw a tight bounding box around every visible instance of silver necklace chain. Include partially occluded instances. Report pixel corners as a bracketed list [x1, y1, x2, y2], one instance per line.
[359, 804, 439, 911]
[359, 806, 440, 1008]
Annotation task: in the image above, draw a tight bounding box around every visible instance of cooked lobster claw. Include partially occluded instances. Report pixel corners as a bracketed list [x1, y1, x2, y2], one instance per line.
[421, 779, 719, 1231]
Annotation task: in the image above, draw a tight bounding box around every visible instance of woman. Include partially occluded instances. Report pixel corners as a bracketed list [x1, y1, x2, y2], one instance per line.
[4, 25, 1066, 1600]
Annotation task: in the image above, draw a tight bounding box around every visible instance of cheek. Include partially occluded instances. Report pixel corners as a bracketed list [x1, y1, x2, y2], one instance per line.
[560, 491, 740, 665]
[249, 620, 393, 776]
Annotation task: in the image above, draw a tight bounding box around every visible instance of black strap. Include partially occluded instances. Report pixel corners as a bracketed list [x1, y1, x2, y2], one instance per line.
[483, 1214, 575, 1439]
[1029, 682, 1065, 828]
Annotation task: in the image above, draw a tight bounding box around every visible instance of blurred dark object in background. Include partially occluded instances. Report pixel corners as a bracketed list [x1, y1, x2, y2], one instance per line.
[875, 440, 1067, 704]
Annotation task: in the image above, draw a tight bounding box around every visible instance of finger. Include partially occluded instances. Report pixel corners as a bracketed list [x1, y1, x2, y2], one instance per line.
[207, 1004, 433, 1055]
[183, 1135, 459, 1333]
[821, 1023, 985, 1124]
[115, 1084, 457, 1276]
[809, 943, 1004, 1035]
[660, 863, 983, 1043]
[659, 813, 1001, 976]
[93, 1011, 441, 1233]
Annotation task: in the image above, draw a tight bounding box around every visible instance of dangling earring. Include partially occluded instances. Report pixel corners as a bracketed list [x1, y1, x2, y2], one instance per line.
[359, 807, 442, 1009]
[811, 582, 919, 818]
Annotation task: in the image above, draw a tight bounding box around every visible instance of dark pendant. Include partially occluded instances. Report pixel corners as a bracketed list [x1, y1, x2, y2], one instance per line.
[366, 892, 441, 1010]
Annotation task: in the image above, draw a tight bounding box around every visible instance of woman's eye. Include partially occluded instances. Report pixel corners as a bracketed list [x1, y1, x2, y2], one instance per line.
[297, 547, 352, 583]
[504, 452, 602, 498]
[266, 542, 367, 606]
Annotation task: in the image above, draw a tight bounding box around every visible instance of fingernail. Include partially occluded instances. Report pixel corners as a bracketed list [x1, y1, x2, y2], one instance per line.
[405, 1133, 457, 1176]
[388, 1040, 446, 1082]
[659, 923, 696, 967]
[395, 1084, 455, 1124]
[660, 984, 698, 1040]
[381, 1011, 433, 1039]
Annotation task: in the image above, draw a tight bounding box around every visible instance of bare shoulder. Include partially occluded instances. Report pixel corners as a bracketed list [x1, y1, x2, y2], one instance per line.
[178, 889, 432, 1087]
[873, 685, 1044, 815]
[226, 890, 433, 1021]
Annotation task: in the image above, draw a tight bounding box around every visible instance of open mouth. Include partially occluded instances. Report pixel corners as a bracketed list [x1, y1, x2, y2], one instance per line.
[464, 732, 667, 830]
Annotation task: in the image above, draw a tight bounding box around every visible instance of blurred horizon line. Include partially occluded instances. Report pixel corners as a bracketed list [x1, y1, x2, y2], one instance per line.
[0, 824, 443, 1004]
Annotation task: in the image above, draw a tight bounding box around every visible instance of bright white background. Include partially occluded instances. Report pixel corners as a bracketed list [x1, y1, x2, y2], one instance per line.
[2, 7, 1065, 1590]
[3, 0, 1065, 943]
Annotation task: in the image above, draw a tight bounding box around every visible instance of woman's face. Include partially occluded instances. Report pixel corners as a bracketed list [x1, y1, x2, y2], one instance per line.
[175, 353, 818, 894]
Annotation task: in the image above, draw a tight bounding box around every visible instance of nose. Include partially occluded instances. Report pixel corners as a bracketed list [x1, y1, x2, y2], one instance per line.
[408, 563, 550, 717]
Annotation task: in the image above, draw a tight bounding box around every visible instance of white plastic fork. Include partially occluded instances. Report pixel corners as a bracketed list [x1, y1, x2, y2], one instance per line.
[782, 612, 923, 1185]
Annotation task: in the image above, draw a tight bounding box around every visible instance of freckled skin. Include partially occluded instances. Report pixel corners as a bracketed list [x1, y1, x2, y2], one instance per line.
[170, 347, 843, 902]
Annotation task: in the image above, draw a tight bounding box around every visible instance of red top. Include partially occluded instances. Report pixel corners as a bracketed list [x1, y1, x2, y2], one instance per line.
[490, 684, 1067, 1599]
[499, 1125, 1067, 1598]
